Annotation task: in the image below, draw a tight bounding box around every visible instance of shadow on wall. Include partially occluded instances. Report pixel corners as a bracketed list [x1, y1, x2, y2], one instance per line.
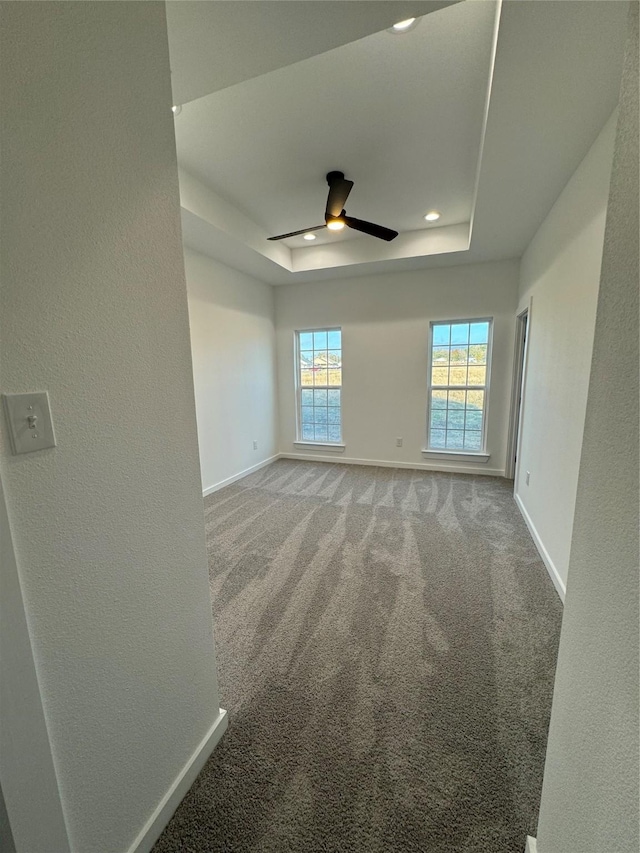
[0, 782, 16, 853]
[274, 260, 520, 326]
[519, 109, 619, 287]
[184, 248, 276, 319]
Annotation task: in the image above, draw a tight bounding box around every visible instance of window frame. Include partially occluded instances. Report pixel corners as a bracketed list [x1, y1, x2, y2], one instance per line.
[425, 317, 493, 455]
[294, 326, 343, 446]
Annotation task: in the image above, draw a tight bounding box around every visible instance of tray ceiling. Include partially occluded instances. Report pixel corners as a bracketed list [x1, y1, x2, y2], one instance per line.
[168, 1, 629, 284]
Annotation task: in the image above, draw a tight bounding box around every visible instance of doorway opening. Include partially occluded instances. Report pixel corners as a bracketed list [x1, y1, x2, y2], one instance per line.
[505, 308, 529, 480]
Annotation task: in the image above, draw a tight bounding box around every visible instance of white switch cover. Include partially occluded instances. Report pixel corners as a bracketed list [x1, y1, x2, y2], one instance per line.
[3, 392, 56, 455]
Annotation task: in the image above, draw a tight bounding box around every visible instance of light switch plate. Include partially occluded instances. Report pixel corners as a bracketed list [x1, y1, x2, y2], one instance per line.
[2, 392, 56, 455]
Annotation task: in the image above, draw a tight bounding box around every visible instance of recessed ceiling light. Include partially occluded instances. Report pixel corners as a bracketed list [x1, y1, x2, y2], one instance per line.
[171, 104, 182, 116]
[424, 210, 441, 222]
[327, 219, 345, 231]
[303, 233, 316, 241]
[389, 17, 417, 33]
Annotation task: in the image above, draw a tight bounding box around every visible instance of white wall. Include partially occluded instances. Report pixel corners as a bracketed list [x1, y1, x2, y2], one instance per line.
[275, 259, 519, 475]
[515, 113, 617, 597]
[0, 478, 69, 853]
[0, 4, 222, 852]
[536, 6, 639, 849]
[185, 249, 279, 493]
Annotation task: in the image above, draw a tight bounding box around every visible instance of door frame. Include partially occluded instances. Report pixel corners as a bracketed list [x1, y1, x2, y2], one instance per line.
[505, 303, 531, 480]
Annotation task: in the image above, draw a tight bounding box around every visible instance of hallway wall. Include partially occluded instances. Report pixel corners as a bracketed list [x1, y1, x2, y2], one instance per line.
[515, 112, 617, 597]
[0, 4, 222, 851]
[535, 5, 639, 849]
[0, 478, 68, 853]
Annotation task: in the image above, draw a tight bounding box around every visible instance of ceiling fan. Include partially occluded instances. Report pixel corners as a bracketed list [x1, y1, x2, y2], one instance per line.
[267, 171, 398, 242]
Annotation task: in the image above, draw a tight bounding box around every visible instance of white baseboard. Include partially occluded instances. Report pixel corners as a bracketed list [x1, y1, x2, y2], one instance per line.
[202, 455, 280, 496]
[525, 836, 538, 853]
[127, 708, 228, 853]
[514, 492, 566, 602]
[279, 452, 505, 478]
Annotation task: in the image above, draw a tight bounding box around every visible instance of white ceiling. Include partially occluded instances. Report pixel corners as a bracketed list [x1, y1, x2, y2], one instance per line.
[174, 1, 496, 248]
[166, 1, 459, 105]
[168, 1, 629, 285]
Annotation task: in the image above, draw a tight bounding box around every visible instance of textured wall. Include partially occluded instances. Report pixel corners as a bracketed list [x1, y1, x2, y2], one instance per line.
[536, 4, 639, 851]
[186, 249, 279, 492]
[0, 478, 70, 852]
[275, 259, 519, 475]
[0, 781, 16, 853]
[0, 4, 220, 852]
[515, 114, 617, 591]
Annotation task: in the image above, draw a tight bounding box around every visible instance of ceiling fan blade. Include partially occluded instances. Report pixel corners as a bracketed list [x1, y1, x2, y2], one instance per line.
[343, 215, 398, 242]
[267, 224, 326, 241]
[325, 172, 354, 219]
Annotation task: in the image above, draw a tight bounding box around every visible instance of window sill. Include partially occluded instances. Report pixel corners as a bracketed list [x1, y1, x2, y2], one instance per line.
[294, 441, 345, 453]
[421, 449, 490, 463]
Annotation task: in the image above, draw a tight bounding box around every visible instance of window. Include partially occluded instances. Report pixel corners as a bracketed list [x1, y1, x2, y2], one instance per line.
[427, 319, 492, 453]
[296, 328, 342, 444]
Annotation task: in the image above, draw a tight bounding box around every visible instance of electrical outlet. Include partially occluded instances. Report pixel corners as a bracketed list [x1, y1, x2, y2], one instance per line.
[396, 437, 403, 448]
[526, 471, 530, 485]
[253, 440, 258, 450]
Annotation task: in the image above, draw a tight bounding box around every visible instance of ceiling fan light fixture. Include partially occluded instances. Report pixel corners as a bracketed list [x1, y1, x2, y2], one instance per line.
[424, 210, 441, 222]
[303, 233, 317, 241]
[390, 17, 417, 33]
[268, 172, 398, 242]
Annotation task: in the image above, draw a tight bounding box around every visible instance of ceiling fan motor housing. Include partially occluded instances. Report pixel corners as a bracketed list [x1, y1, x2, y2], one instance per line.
[326, 171, 346, 185]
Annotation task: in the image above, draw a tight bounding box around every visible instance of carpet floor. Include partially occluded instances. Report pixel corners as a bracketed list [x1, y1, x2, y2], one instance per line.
[154, 460, 562, 853]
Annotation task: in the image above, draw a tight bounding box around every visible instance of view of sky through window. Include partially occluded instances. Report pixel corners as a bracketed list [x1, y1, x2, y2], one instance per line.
[428, 320, 491, 452]
[297, 329, 341, 443]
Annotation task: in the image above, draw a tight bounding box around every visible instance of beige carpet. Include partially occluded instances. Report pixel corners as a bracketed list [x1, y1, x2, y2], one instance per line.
[154, 460, 562, 853]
